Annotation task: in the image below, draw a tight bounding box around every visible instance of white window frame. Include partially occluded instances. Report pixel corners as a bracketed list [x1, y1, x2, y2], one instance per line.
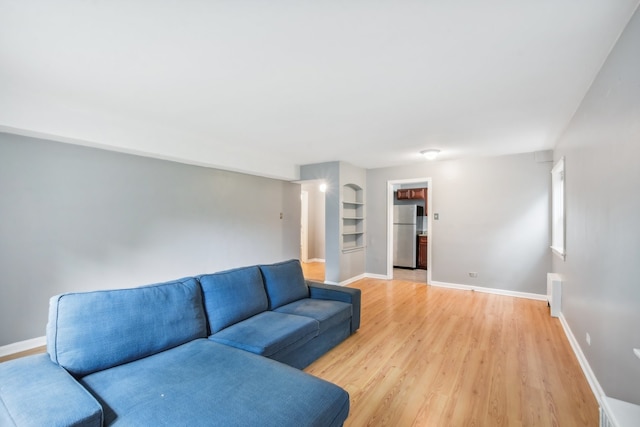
[551, 157, 565, 260]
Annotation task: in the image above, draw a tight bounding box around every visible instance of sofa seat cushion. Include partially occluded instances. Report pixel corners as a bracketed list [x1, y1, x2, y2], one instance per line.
[80, 339, 349, 427]
[199, 266, 269, 333]
[209, 311, 319, 357]
[260, 259, 309, 309]
[275, 299, 352, 334]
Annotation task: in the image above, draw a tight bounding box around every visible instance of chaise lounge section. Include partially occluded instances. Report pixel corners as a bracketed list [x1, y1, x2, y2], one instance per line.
[0, 259, 360, 426]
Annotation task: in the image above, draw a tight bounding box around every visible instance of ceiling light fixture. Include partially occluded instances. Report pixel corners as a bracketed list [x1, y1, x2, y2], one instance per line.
[420, 149, 440, 161]
[319, 183, 327, 193]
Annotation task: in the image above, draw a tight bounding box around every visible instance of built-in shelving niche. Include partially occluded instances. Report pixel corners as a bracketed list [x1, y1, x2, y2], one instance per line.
[342, 183, 365, 253]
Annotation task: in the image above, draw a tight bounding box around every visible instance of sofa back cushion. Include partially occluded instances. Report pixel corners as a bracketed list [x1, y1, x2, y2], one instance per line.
[259, 259, 309, 309]
[199, 266, 269, 334]
[47, 278, 207, 377]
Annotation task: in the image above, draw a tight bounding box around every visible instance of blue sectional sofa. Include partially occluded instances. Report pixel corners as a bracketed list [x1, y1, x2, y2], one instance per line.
[0, 259, 361, 426]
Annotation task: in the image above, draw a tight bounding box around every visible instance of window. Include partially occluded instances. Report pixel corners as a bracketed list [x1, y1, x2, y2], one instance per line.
[551, 157, 565, 259]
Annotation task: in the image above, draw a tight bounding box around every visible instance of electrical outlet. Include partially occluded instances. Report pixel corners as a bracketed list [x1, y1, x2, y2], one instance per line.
[634, 348, 640, 360]
[586, 333, 591, 346]
[469, 272, 478, 278]
[434, 213, 439, 220]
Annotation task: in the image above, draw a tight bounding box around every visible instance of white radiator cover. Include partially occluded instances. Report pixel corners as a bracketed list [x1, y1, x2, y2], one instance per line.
[600, 397, 640, 427]
[546, 273, 562, 317]
[601, 406, 615, 427]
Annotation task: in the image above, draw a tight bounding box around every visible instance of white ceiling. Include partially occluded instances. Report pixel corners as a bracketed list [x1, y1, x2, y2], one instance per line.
[1, 1, 638, 180]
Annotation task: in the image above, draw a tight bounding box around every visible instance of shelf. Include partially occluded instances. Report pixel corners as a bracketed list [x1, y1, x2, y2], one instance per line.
[342, 245, 365, 253]
[342, 184, 365, 252]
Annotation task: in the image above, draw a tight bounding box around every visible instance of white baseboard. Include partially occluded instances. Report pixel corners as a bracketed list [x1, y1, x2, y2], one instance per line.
[306, 258, 325, 263]
[602, 397, 640, 427]
[0, 336, 46, 358]
[326, 276, 547, 297]
[430, 280, 547, 301]
[326, 272, 392, 286]
[339, 273, 367, 286]
[365, 273, 391, 280]
[323, 273, 371, 287]
[558, 312, 605, 407]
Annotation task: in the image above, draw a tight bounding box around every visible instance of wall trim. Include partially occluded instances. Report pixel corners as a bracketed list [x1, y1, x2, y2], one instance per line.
[323, 273, 370, 287]
[365, 273, 391, 280]
[558, 312, 606, 407]
[308, 258, 326, 263]
[0, 336, 46, 358]
[326, 272, 391, 286]
[430, 280, 547, 301]
[339, 273, 367, 286]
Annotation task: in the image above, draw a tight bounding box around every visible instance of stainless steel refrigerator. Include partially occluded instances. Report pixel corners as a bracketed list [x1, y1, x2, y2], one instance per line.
[393, 205, 418, 268]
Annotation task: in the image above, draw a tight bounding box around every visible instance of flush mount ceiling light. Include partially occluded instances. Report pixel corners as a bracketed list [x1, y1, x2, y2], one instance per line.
[420, 149, 440, 160]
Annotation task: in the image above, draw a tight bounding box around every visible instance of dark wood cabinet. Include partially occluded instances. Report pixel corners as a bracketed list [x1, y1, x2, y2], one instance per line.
[396, 189, 410, 199]
[417, 235, 428, 270]
[396, 188, 428, 213]
[396, 188, 426, 200]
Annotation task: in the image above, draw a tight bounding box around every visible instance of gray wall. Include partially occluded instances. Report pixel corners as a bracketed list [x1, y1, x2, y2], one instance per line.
[367, 152, 551, 294]
[0, 132, 301, 347]
[552, 6, 640, 404]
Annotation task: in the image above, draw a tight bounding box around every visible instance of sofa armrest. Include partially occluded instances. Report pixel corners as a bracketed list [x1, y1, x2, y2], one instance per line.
[0, 354, 102, 427]
[307, 281, 361, 333]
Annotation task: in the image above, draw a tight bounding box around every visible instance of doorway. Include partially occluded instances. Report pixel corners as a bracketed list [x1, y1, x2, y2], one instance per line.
[387, 178, 433, 284]
[300, 182, 326, 281]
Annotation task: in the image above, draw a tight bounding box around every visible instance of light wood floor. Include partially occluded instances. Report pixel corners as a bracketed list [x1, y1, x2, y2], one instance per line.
[302, 263, 598, 426]
[0, 346, 46, 363]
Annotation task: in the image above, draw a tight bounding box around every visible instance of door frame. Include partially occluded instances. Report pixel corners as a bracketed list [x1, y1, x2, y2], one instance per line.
[386, 177, 433, 284]
[300, 190, 309, 263]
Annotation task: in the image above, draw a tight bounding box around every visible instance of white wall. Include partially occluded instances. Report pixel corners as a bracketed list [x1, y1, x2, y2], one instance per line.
[0, 132, 301, 347]
[552, 6, 640, 404]
[366, 152, 551, 294]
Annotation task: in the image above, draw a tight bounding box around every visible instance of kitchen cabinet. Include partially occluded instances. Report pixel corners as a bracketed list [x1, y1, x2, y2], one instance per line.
[397, 188, 427, 202]
[417, 235, 428, 270]
[396, 188, 428, 215]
